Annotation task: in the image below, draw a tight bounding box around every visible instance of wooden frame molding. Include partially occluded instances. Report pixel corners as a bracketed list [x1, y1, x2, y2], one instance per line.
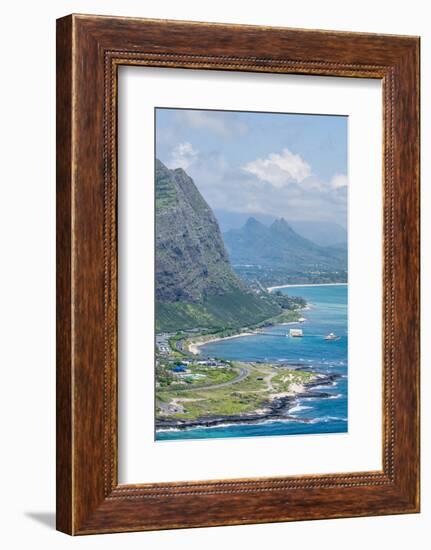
[56, 14, 420, 535]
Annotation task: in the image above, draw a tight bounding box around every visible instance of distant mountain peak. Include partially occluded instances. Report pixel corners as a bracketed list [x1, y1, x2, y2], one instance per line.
[270, 217, 294, 233]
[245, 216, 263, 228]
[272, 217, 289, 226]
[213, 209, 347, 246]
[223, 214, 347, 272]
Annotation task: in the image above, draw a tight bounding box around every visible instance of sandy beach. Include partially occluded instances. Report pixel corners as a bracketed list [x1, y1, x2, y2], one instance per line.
[188, 331, 257, 355]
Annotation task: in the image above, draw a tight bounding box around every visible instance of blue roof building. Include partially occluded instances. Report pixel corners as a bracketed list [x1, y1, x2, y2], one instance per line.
[172, 364, 187, 373]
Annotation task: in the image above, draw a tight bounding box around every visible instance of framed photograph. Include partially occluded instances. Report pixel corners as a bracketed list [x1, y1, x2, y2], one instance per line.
[56, 14, 420, 534]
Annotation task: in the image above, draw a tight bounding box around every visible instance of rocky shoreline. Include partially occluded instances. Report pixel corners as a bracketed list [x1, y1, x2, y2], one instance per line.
[156, 372, 340, 432]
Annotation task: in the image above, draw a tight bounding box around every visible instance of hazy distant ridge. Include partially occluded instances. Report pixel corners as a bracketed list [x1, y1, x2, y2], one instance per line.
[214, 209, 347, 247]
[223, 217, 347, 272]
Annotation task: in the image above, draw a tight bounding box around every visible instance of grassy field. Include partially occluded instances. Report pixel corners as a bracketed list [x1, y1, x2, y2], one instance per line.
[161, 365, 238, 391]
[156, 363, 315, 421]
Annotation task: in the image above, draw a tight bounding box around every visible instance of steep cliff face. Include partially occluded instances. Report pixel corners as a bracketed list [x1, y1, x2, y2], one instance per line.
[155, 159, 242, 303]
[155, 160, 279, 331]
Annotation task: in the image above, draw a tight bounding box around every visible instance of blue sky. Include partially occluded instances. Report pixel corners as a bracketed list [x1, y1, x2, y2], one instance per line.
[156, 108, 348, 226]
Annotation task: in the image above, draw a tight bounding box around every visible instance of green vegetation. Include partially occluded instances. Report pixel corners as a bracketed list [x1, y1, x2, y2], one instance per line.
[234, 264, 348, 287]
[157, 363, 238, 391]
[155, 364, 175, 388]
[272, 290, 306, 309]
[166, 334, 188, 357]
[155, 168, 177, 211]
[262, 309, 302, 325]
[156, 362, 315, 421]
[188, 366, 237, 387]
[156, 289, 280, 332]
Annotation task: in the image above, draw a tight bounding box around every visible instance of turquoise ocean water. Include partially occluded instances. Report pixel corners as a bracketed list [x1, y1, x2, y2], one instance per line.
[157, 284, 348, 441]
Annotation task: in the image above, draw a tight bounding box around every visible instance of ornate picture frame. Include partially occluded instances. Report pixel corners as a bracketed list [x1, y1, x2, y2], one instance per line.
[56, 14, 420, 534]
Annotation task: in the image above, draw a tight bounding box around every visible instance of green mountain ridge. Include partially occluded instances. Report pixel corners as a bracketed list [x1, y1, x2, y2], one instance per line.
[155, 160, 280, 332]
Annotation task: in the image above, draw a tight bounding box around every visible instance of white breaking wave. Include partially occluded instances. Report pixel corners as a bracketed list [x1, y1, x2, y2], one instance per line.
[289, 403, 312, 413]
[311, 382, 337, 390]
[308, 415, 348, 424]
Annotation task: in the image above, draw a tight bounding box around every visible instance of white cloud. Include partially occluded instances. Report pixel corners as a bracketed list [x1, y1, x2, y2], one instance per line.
[330, 173, 348, 189]
[160, 144, 347, 225]
[166, 142, 197, 170]
[242, 148, 311, 188]
[175, 110, 248, 137]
